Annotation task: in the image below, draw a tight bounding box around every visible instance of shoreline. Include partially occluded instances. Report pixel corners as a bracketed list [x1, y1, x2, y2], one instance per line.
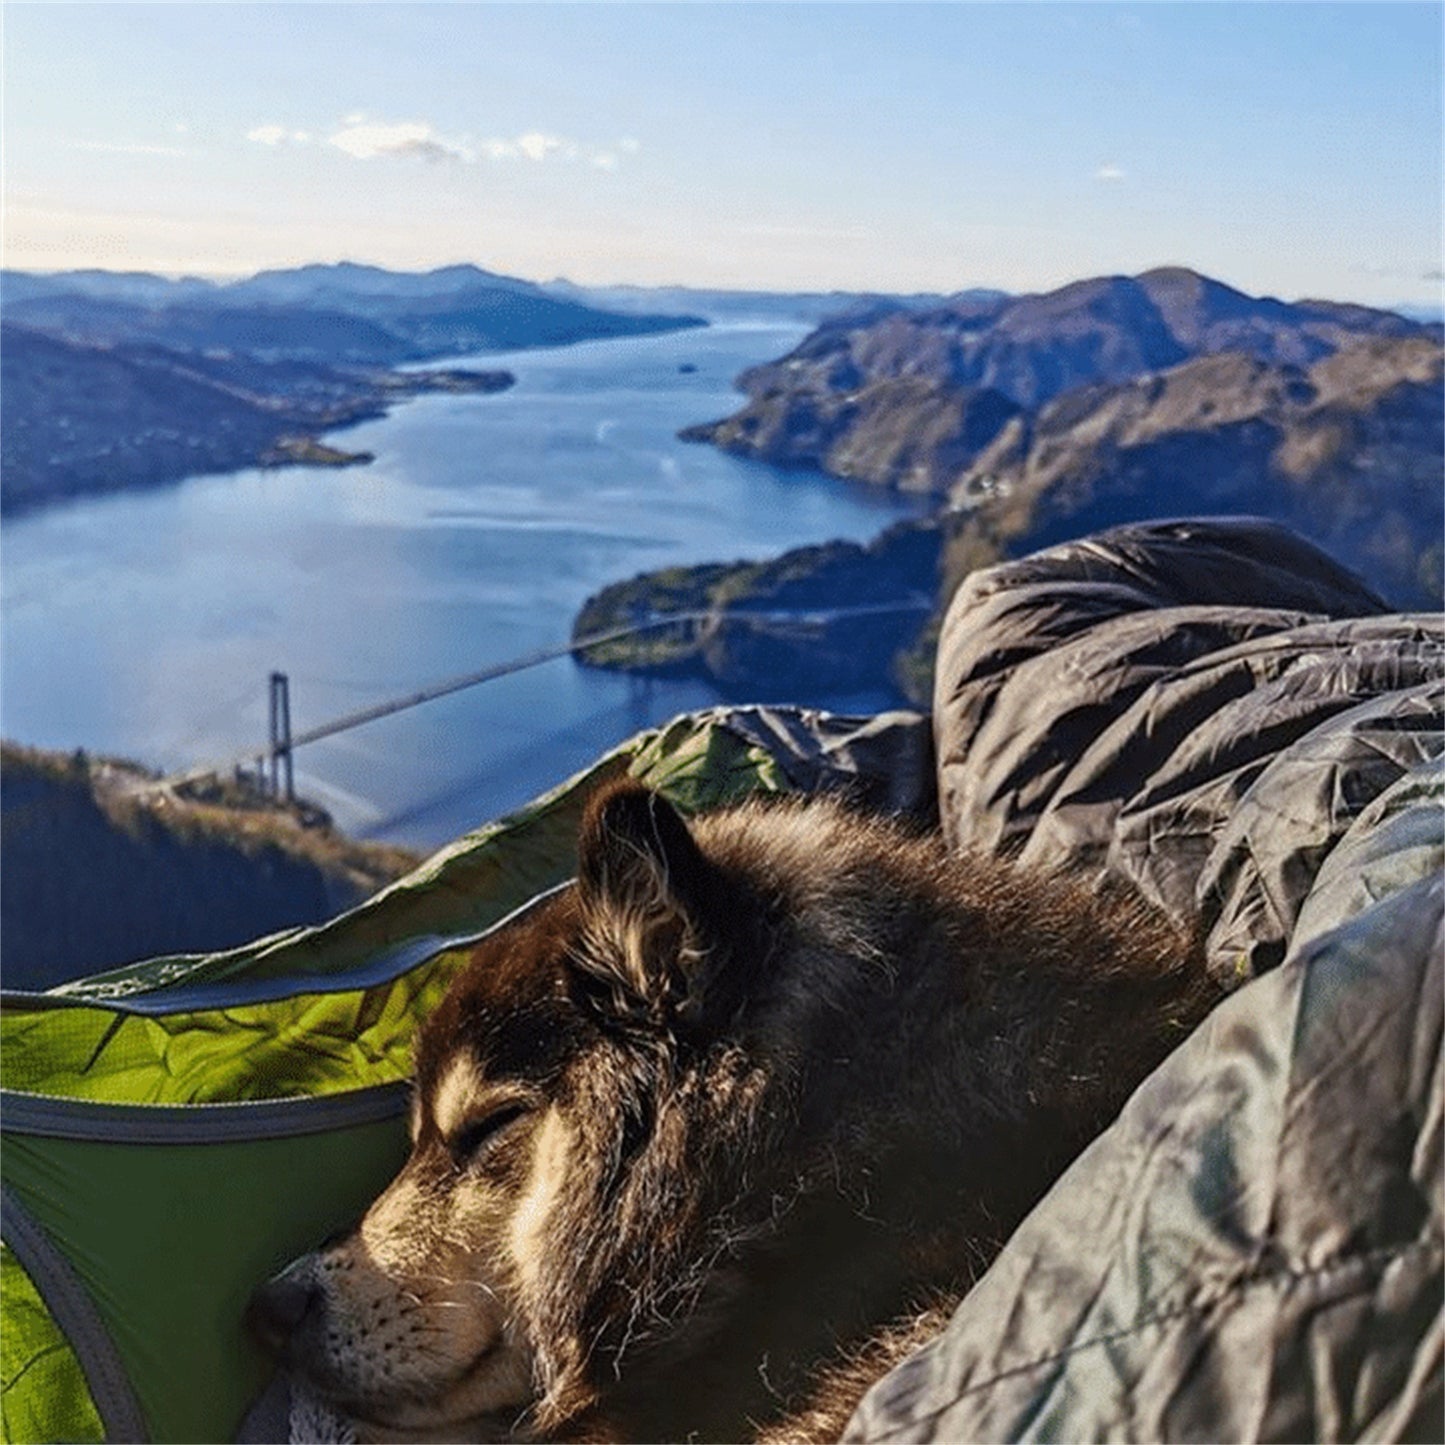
[0, 362, 520, 521]
[3, 320, 922, 851]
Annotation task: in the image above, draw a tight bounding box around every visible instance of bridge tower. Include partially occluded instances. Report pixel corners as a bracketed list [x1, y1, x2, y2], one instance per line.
[268, 671, 294, 803]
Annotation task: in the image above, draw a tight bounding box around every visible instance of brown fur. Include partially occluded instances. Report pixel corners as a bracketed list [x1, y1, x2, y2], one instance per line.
[251, 784, 1218, 1442]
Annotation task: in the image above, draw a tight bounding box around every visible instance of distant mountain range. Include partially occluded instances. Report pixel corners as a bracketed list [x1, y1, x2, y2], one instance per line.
[581, 268, 1441, 703]
[540, 279, 999, 326]
[1, 261, 705, 362]
[0, 261, 706, 512]
[2, 261, 1002, 515]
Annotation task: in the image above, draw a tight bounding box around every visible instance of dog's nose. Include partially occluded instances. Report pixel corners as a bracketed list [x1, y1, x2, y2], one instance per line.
[247, 1269, 321, 1355]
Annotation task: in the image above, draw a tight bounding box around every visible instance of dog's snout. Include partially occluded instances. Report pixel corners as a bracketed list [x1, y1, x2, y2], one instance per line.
[247, 1266, 322, 1355]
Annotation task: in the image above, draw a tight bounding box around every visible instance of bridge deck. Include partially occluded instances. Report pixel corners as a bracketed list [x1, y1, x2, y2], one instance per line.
[149, 600, 930, 794]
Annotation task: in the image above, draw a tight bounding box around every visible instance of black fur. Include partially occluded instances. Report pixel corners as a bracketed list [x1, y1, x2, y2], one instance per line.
[255, 783, 1219, 1443]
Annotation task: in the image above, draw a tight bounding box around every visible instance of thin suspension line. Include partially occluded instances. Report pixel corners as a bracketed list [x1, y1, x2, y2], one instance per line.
[147, 599, 931, 792]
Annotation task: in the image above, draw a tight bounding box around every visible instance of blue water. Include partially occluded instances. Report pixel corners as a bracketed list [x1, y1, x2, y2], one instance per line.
[1, 323, 924, 849]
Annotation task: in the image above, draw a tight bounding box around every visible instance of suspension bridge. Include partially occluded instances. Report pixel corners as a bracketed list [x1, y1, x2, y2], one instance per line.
[147, 599, 931, 802]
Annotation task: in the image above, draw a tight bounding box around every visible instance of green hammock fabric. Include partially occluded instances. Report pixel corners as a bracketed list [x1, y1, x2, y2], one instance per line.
[3, 1125, 407, 1445]
[1, 1246, 104, 1445]
[1, 715, 787, 1105]
[0, 713, 791, 1444]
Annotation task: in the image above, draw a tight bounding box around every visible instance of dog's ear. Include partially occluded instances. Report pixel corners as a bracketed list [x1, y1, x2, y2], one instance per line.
[571, 783, 723, 1032]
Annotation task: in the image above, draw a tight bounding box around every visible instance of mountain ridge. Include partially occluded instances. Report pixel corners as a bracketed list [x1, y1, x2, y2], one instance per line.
[0, 259, 707, 512]
[586, 269, 1441, 704]
[2, 260, 705, 363]
[685, 266, 1434, 491]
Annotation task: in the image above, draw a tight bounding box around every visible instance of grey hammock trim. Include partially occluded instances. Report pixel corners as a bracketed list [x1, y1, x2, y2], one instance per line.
[1, 1183, 151, 1443]
[0, 1080, 409, 1145]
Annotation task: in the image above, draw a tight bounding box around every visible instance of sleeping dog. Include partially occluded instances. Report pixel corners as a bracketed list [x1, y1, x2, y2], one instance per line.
[251, 783, 1213, 1442]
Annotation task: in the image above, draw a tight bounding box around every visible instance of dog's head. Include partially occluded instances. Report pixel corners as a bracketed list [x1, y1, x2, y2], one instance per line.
[249, 783, 782, 1438]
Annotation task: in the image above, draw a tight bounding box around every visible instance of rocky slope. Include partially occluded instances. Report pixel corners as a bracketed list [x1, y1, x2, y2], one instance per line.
[0, 743, 418, 990]
[684, 268, 1433, 494]
[946, 334, 1444, 609]
[681, 373, 1022, 495]
[0, 324, 514, 514]
[588, 274, 1440, 706]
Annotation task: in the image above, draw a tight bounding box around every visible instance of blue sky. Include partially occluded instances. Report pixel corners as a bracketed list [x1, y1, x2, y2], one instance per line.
[3, 2, 1441, 305]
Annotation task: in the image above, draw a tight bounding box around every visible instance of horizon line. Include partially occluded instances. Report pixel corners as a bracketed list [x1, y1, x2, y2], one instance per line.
[5, 257, 1442, 315]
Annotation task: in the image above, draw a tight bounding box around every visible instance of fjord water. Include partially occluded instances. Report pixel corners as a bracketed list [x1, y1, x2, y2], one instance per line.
[2, 323, 924, 848]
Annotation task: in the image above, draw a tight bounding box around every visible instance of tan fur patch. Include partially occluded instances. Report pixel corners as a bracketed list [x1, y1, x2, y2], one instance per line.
[431, 1054, 486, 1143]
[358, 1172, 434, 1275]
[509, 1108, 571, 1291]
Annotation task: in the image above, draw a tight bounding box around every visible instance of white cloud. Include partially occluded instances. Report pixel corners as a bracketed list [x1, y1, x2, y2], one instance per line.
[1094, 163, 1127, 182]
[327, 119, 471, 162]
[499, 132, 623, 171]
[516, 131, 565, 163]
[619, 136, 640, 154]
[246, 124, 312, 148]
[247, 116, 629, 171]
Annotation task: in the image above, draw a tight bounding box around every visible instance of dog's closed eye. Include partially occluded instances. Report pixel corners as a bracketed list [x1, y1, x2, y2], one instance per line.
[450, 1104, 532, 1166]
